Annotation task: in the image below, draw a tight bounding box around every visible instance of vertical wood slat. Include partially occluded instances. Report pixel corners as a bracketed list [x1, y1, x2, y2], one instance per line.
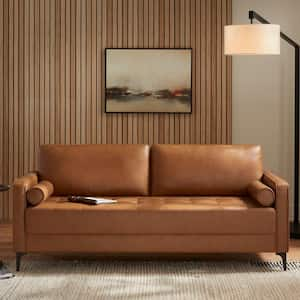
[3, 0, 9, 220]
[0, 0, 4, 219]
[39, 0, 45, 147]
[18, 0, 24, 180]
[54, 0, 60, 145]
[65, 0, 71, 144]
[75, 0, 81, 144]
[86, 0, 91, 144]
[205, 0, 211, 143]
[0, 0, 232, 221]
[216, 0, 222, 144]
[44, 0, 50, 145]
[200, 0, 205, 144]
[80, 0, 86, 144]
[8, 0, 14, 219]
[195, 0, 200, 144]
[211, 0, 217, 144]
[49, 0, 55, 145]
[24, 0, 30, 174]
[91, 0, 97, 144]
[70, 0, 76, 144]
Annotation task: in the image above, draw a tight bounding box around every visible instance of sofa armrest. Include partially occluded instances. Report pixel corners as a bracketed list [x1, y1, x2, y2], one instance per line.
[13, 172, 38, 252]
[262, 170, 289, 252]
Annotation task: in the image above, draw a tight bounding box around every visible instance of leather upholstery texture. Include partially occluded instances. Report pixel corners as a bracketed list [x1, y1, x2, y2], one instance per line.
[39, 144, 150, 196]
[262, 171, 289, 252]
[151, 144, 263, 196]
[12, 144, 289, 255]
[13, 173, 38, 251]
[27, 234, 276, 253]
[247, 180, 275, 207]
[26, 180, 54, 206]
[26, 196, 275, 235]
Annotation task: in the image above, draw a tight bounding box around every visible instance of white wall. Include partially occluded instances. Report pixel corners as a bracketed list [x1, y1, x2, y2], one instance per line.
[232, 0, 300, 220]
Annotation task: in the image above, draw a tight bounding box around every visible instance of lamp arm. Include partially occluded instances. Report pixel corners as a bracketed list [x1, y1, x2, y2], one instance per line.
[249, 10, 300, 48]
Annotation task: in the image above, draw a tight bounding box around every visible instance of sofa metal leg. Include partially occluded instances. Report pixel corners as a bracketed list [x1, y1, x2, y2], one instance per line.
[276, 252, 287, 271]
[16, 252, 25, 272]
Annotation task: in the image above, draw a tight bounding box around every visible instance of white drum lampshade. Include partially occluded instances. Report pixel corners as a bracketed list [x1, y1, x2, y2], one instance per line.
[224, 24, 280, 55]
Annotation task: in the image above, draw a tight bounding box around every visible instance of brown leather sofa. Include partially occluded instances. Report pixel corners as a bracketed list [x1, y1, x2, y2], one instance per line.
[13, 144, 289, 271]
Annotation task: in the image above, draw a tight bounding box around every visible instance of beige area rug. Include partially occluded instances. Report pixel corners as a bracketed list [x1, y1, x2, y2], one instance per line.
[1, 258, 300, 300]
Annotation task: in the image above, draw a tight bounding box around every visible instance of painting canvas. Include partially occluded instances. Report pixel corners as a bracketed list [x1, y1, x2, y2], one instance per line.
[105, 49, 192, 113]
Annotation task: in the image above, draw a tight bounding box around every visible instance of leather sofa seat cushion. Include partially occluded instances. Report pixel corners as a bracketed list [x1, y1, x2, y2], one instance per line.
[26, 196, 275, 235]
[38, 144, 150, 196]
[151, 144, 263, 196]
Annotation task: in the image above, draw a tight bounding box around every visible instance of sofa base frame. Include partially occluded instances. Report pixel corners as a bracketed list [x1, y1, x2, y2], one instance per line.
[16, 252, 288, 272]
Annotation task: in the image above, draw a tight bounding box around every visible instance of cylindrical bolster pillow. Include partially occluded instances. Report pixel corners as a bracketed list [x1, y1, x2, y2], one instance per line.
[26, 180, 54, 206]
[247, 180, 275, 207]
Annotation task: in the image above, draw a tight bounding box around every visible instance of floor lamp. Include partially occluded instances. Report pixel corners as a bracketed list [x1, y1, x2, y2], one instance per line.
[224, 10, 300, 238]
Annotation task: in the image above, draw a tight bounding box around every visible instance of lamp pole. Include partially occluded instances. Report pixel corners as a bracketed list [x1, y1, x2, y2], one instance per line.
[249, 10, 300, 238]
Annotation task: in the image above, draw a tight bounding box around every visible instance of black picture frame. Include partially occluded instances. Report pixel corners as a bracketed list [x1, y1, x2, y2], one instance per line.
[105, 48, 192, 113]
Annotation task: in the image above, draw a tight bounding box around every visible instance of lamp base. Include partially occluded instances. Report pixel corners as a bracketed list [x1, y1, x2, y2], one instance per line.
[290, 221, 300, 239]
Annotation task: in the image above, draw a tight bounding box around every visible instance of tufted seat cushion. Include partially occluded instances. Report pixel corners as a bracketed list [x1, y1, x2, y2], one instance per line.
[26, 196, 275, 235]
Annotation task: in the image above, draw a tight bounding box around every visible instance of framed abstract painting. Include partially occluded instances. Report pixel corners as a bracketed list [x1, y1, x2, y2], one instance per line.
[105, 48, 192, 113]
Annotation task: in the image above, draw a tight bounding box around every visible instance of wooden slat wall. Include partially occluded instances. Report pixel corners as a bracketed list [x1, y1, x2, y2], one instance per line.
[0, 0, 232, 221]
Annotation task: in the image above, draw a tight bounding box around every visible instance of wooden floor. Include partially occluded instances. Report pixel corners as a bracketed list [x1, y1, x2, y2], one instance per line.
[1, 223, 300, 261]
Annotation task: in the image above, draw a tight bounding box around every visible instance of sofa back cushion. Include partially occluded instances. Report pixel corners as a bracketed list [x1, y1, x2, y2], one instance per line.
[151, 144, 263, 196]
[39, 144, 150, 196]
